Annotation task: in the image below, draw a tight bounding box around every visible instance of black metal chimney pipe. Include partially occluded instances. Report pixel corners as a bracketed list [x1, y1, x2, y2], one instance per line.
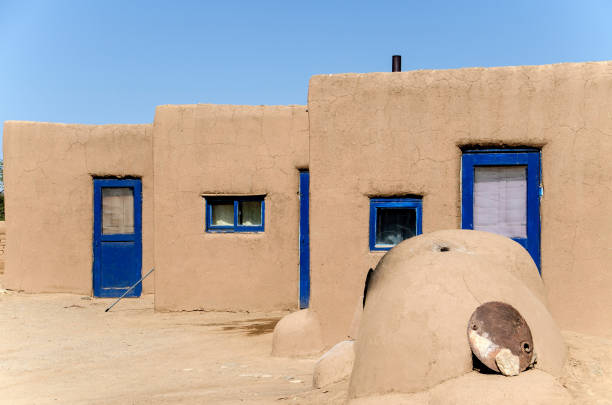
[392, 55, 401, 72]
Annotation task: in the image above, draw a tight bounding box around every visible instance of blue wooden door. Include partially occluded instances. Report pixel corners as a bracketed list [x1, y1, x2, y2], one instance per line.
[93, 178, 142, 297]
[299, 171, 310, 309]
[462, 150, 541, 271]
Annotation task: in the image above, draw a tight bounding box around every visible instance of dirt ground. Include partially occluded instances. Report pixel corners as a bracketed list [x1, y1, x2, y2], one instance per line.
[1, 289, 611, 405]
[0, 290, 347, 404]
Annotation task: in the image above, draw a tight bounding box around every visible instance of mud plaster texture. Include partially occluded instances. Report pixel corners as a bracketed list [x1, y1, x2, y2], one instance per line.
[272, 308, 324, 357]
[348, 230, 566, 399]
[4, 60, 612, 335]
[0, 221, 6, 273]
[312, 340, 355, 388]
[152, 104, 309, 312]
[2, 122, 154, 294]
[305, 61, 612, 351]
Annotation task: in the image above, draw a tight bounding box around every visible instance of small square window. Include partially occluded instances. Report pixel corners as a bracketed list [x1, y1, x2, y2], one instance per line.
[370, 198, 422, 251]
[101, 187, 135, 235]
[206, 196, 265, 232]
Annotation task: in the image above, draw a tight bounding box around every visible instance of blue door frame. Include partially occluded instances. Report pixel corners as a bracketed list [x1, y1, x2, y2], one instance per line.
[461, 150, 541, 271]
[93, 178, 143, 297]
[299, 171, 310, 309]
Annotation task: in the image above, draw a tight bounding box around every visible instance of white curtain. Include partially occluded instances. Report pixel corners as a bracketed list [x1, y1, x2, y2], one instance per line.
[239, 201, 262, 226]
[102, 188, 134, 235]
[473, 166, 527, 238]
[212, 203, 234, 226]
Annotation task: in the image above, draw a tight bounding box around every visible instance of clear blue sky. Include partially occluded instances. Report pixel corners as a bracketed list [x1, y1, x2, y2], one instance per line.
[2, 1, 612, 158]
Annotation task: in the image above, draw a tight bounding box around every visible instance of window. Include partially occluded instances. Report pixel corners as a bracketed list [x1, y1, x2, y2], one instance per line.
[205, 196, 265, 232]
[473, 165, 527, 238]
[101, 187, 135, 235]
[369, 197, 423, 251]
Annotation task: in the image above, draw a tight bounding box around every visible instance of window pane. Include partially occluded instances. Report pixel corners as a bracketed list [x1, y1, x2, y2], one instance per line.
[239, 200, 262, 226]
[211, 202, 234, 226]
[102, 187, 134, 235]
[474, 166, 527, 238]
[376, 208, 416, 246]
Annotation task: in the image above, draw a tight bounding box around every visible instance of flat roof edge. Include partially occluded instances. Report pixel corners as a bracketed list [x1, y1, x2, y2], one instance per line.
[309, 59, 612, 80]
[155, 103, 307, 110]
[3, 120, 151, 128]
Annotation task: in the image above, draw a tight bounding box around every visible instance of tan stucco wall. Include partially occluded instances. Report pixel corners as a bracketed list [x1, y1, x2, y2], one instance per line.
[307, 61, 612, 347]
[3, 122, 154, 294]
[152, 104, 309, 311]
[0, 221, 6, 273]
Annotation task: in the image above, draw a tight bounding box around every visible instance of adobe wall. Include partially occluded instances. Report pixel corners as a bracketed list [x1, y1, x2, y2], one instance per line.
[0, 221, 6, 274]
[307, 61, 612, 347]
[3, 122, 154, 294]
[153, 104, 309, 311]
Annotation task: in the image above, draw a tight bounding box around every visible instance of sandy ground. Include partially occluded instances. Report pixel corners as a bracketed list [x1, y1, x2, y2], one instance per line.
[1, 289, 610, 404]
[0, 291, 346, 404]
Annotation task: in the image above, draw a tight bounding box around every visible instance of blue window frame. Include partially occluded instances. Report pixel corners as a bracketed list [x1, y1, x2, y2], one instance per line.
[369, 197, 423, 251]
[205, 196, 265, 233]
[461, 149, 541, 271]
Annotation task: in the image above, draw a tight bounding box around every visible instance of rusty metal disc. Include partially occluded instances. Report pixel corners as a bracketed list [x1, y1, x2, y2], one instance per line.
[467, 301, 534, 375]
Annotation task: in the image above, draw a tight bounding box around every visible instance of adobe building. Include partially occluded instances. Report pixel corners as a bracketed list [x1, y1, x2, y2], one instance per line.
[152, 104, 309, 311]
[3, 60, 612, 352]
[3, 123, 155, 295]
